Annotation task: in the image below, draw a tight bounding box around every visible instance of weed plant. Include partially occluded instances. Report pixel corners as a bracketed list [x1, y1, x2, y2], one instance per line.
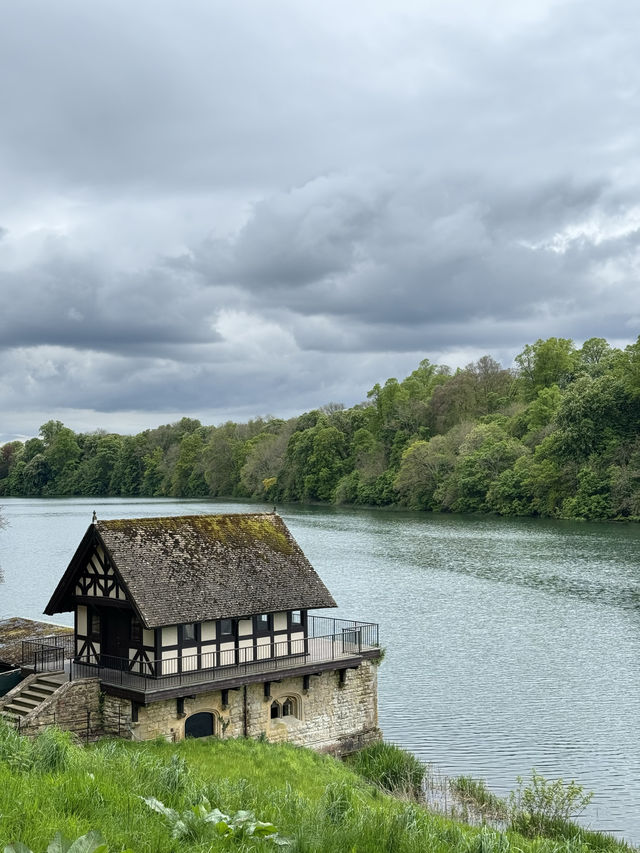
[346, 740, 426, 797]
[450, 776, 508, 820]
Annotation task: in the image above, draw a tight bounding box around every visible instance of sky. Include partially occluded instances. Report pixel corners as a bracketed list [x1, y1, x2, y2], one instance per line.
[1, 0, 639, 443]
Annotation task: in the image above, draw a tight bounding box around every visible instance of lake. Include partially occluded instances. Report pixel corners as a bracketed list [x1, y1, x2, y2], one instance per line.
[1, 496, 639, 843]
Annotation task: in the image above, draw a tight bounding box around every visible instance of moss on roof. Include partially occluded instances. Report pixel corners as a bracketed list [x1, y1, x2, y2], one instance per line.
[45, 512, 337, 627]
[102, 513, 293, 556]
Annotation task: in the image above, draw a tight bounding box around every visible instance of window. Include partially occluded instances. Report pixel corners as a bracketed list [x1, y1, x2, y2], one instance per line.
[255, 613, 271, 634]
[290, 610, 302, 627]
[270, 696, 299, 720]
[89, 609, 101, 638]
[219, 619, 234, 638]
[131, 615, 142, 644]
[182, 623, 197, 644]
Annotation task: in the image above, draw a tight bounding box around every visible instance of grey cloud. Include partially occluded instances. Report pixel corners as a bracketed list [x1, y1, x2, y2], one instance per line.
[1, 0, 639, 436]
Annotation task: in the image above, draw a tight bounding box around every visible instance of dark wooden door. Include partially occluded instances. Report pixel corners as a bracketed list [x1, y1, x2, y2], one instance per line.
[185, 712, 214, 738]
[101, 608, 130, 664]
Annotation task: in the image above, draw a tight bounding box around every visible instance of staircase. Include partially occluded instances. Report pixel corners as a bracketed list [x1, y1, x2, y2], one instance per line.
[1, 672, 66, 727]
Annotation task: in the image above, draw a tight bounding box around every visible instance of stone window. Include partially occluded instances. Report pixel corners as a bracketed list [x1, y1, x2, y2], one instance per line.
[270, 696, 299, 720]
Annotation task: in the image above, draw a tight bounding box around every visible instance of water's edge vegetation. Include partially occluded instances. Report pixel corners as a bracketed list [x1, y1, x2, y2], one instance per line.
[0, 722, 634, 852]
[2, 335, 640, 521]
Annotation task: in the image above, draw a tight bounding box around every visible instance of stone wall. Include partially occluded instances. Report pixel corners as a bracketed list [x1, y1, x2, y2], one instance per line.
[12, 678, 101, 740]
[112, 661, 381, 755]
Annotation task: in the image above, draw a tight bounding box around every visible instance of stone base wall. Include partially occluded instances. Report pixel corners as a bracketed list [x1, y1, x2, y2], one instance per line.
[9, 678, 101, 740]
[108, 661, 381, 755]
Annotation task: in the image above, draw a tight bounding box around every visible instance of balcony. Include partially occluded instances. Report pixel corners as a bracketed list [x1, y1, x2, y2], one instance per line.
[69, 615, 380, 703]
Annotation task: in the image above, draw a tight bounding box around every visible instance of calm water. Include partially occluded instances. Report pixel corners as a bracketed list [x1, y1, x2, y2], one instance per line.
[1, 497, 639, 843]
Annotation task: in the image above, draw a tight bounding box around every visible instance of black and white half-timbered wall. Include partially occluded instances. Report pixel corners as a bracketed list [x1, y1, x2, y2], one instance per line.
[44, 513, 381, 754]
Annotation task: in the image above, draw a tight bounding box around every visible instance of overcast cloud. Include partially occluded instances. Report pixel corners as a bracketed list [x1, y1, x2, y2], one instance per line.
[1, 0, 639, 442]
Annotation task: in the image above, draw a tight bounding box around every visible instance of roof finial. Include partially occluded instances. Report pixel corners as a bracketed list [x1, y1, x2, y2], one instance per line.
[272, 506, 277, 514]
[92, 510, 97, 524]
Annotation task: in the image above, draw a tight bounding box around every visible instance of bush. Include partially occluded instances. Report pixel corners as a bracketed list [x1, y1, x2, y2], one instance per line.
[509, 770, 593, 837]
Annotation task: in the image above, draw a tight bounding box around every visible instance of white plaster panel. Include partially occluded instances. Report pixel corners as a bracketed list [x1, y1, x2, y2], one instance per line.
[273, 612, 287, 631]
[219, 641, 235, 652]
[162, 626, 178, 647]
[77, 606, 87, 634]
[181, 653, 197, 671]
[201, 621, 216, 641]
[143, 629, 154, 646]
[291, 631, 304, 641]
[200, 648, 216, 668]
[257, 636, 270, 646]
[161, 653, 179, 675]
[238, 619, 252, 637]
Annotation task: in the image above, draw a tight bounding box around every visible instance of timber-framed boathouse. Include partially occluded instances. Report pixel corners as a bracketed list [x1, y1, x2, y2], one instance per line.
[1, 512, 381, 752]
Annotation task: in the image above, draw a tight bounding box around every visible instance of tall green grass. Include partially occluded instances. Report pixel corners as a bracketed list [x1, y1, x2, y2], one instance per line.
[0, 720, 635, 853]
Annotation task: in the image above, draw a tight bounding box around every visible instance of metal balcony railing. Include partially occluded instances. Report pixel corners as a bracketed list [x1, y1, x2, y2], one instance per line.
[70, 615, 379, 696]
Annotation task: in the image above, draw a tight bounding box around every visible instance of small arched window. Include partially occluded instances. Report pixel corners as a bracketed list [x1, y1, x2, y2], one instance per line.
[270, 696, 300, 721]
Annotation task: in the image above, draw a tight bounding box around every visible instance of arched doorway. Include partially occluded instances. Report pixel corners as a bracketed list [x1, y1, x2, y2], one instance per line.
[185, 711, 215, 738]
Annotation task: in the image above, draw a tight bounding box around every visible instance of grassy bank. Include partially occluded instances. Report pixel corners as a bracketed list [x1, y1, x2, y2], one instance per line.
[0, 723, 634, 853]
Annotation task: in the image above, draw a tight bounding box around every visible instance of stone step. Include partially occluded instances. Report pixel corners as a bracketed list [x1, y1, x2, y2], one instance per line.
[11, 695, 41, 710]
[30, 681, 60, 697]
[36, 673, 66, 688]
[4, 703, 29, 717]
[19, 689, 51, 705]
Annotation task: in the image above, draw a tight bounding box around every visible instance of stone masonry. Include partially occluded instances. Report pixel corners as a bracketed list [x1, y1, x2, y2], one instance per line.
[103, 660, 381, 755]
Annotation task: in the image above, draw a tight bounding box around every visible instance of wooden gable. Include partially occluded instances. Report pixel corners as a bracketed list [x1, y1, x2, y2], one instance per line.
[45, 524, 142, 621]
[74, 539, 128, 602]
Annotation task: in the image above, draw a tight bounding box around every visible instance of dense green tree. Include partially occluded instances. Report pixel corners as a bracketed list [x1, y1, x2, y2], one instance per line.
[515, 337, 576, 399]
[1, 335, 638, 521]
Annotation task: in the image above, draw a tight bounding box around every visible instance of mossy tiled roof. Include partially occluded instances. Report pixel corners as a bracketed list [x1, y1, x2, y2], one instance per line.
[45, 513, 337, 628]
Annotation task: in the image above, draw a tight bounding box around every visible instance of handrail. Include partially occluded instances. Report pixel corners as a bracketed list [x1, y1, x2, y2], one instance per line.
[70, 621, 379, 694]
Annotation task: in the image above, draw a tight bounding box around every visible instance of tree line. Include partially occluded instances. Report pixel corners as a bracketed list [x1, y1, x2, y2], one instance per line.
[1, 335, 640, 521]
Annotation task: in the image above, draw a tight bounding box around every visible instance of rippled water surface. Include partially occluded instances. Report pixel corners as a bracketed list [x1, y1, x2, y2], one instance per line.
[1, 497, 639, 843]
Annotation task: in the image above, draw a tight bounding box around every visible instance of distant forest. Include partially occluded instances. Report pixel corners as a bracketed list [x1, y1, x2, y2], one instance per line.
[2, 336, 640, 521]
